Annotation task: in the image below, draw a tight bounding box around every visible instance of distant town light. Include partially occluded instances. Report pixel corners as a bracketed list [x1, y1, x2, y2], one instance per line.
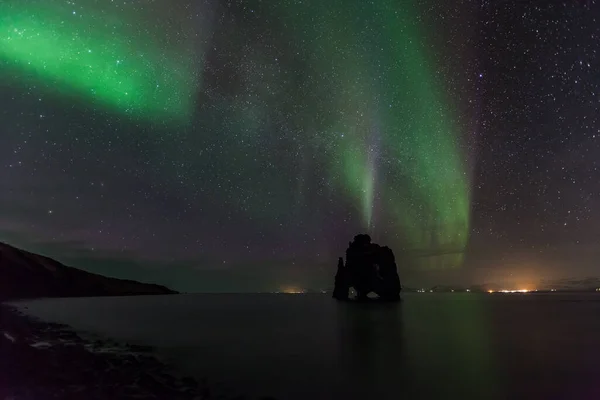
[487, 289, 533, 294]
[280, 286, 306, 294]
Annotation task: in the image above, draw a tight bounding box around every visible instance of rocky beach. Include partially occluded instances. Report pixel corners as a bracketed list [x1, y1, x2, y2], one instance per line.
[0, 304, 215, 400]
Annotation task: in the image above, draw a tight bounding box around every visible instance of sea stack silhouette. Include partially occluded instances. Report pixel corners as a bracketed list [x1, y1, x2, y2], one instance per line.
[332, 234, 401, 302]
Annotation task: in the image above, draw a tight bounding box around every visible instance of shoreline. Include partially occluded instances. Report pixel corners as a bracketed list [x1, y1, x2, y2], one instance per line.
[0, 303, 210, 400]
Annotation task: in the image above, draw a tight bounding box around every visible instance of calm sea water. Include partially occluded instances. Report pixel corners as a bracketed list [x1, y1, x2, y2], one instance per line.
[13, 293, 600, 400]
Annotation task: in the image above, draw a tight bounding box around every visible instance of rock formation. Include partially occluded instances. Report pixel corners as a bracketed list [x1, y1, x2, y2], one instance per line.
[332, 234, 401, 301]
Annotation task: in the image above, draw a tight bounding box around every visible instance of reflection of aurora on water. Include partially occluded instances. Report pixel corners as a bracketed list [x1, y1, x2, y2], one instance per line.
[1, 0, 470, 270]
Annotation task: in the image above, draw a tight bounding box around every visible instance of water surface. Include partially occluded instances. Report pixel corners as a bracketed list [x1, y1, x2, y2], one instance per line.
[14, 293, 600, 399]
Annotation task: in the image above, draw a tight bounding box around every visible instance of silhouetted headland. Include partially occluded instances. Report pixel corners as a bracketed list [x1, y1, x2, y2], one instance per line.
[0, 242, 177, 302]
[332, 234, 401, 302]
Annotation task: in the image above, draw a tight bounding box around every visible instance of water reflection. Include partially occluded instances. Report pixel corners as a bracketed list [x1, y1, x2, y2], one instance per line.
[334, 295, 501, 399]
[16, 293, 600, 399]
[335, 301, 406, 398]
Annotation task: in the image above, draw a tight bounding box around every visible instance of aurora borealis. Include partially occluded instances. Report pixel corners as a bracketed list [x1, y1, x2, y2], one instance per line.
[0, 0, 199, 122]
[1, 0, 599, 291]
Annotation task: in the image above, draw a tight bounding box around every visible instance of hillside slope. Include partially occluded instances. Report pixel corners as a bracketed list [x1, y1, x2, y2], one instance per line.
[0, 242, 177, 301]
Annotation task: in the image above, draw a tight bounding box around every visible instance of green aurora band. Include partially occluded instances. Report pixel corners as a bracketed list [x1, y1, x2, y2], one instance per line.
[0, 0, 197, 123]
[1, 0, 470, 269]
[282, 0, 471, 268]
[378, 0, 470, 268]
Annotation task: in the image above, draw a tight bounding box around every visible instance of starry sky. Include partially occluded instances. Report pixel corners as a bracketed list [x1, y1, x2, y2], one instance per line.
[1, 0, 599, 292]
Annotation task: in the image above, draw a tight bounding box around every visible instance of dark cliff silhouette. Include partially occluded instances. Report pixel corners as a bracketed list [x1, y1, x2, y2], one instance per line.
[332, 234, 401, 301]
[0, 242, 177, 301]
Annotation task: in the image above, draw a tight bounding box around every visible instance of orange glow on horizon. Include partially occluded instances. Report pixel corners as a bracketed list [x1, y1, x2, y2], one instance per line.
[488, 289, 535, 294]
[280, 286, 306, 294]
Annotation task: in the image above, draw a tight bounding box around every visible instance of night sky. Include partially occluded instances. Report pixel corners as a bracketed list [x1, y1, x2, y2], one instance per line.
[1, 0, 599, 292]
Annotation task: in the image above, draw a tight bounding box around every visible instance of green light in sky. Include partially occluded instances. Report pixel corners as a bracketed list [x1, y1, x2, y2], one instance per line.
[298, 0, 471, 268]
[363, 157, 375, 230]
[0, 0, 470, 269]
[339, 132, 376, 229]
[376, 0, 470, 268]
[0, 1, 197, 122]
